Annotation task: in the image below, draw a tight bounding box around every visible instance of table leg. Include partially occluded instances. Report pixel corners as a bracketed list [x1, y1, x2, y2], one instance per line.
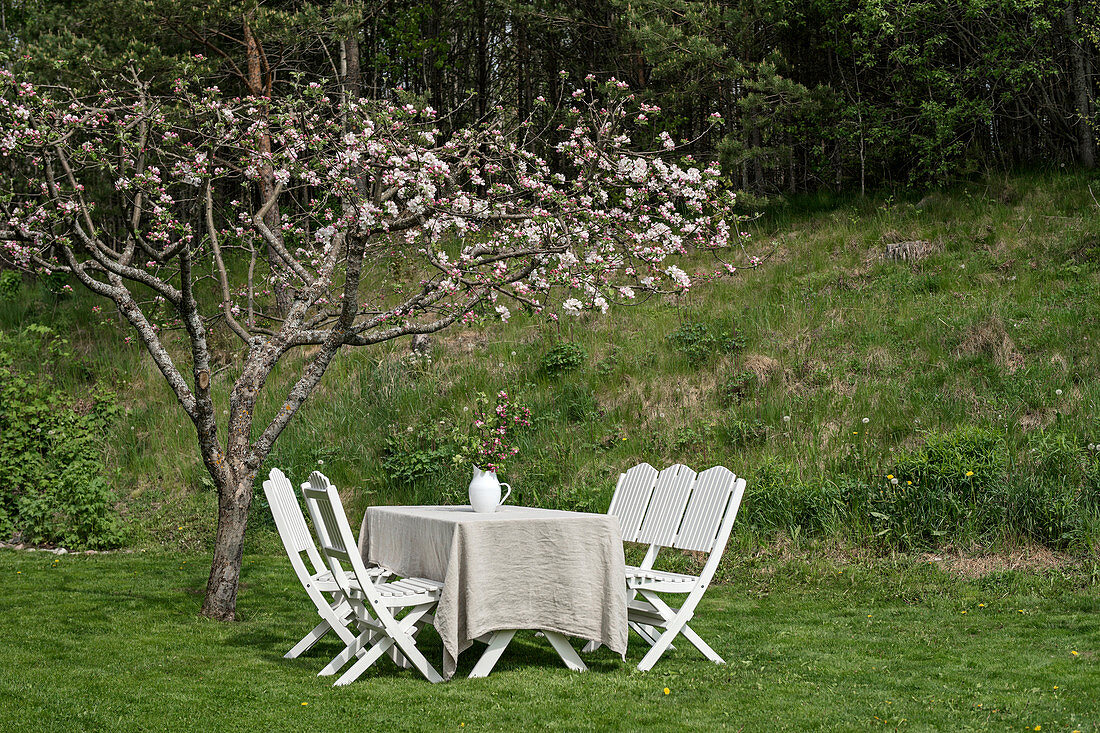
[468, 630, 517, 679]
[542, 631, 587, 672]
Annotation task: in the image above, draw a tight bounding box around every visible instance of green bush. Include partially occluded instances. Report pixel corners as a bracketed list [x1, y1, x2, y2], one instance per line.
[871, 426, 1006, 547]
[0, 271, 21, 302]
[539, 342, 587, 375]
[0, 329, 124, 549]
[667, 321, 744, 366]
[740, 458, 844, 537]
[718, 370, 757, 406]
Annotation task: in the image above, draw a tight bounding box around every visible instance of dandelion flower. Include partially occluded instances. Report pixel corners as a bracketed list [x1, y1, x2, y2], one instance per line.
[978, 603, 985, 607]
[891, 478, 899, 485]
[1071, 650, 1079, 656]
[663, 687, 670, 695]
[782, 415, 791, 423]
[887, 474, 894, 479]
[1055, 389, 1062, 396]
[965, 471, 974, 477]
[907, 480, 912, 485]
[301, 702, 308, 706]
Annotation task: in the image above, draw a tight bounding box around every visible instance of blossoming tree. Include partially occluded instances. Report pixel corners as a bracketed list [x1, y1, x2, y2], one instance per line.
[0, 70, 758, 620]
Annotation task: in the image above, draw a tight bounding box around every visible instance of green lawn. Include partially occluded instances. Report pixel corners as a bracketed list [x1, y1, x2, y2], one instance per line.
[2, 548, 1097, 731]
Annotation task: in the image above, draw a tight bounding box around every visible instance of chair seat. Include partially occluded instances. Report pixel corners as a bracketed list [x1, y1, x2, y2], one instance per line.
[374, 576, 443, 599]
[626, 565, 699, 591]
[313, 566, 385, 592]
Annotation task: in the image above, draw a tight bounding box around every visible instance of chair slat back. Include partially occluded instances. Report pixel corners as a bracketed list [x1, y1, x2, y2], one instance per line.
[300, 471, 355, 565]
[300, 472, 396, 620]
[696, 477, 747, 586]
[672, 465, 737, 552]
[607, 462, 659, 542]
[265, 469, 313, 553]
[635, 463, 696, 547]
[265, 469, 329, 577]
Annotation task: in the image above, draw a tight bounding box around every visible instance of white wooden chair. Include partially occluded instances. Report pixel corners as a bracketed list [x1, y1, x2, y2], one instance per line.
[597, 462, 747, 671]
[263, 468, 386, 661]
[300, 471, 445, 685]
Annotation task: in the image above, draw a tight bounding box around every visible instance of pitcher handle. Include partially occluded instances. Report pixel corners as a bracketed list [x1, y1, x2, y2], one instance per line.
[498, 482, 512, 506]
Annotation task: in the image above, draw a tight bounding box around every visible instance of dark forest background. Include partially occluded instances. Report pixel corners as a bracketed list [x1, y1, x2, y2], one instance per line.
[3, 0, 1098, 196]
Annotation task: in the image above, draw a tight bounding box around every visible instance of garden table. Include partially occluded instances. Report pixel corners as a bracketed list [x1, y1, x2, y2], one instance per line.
[358, 504, 628, 679]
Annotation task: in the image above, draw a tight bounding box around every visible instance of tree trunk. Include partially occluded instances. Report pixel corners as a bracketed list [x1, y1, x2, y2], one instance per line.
[1066, 1, 1096, 168]
[477, 0, 488, 120]
[244, 14, 293, 313]
[200, 462, 256, 620]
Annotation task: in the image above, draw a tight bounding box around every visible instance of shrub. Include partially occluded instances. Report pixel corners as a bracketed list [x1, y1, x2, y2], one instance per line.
[740, 458, 844, 537]
[0, 329, 124, 549]
[0, 270, 20, 302]
[718, 370, 757, 406]
[667, 321, 744, 366]
[875, 426, 1007, 547]
[539, 342, 587, 375]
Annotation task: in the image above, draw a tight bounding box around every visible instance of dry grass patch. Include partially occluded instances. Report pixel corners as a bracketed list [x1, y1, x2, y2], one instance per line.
[919, 545, 1077, 578]
[742, 353, 782, 386]
[954, 315, 1022, 372]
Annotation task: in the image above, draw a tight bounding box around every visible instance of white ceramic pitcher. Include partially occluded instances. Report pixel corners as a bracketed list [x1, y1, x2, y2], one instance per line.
[469, 466, 511, 513]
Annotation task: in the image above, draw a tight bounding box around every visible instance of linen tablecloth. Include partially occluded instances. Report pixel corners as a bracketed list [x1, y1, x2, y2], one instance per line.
[358, 505, 628, 678]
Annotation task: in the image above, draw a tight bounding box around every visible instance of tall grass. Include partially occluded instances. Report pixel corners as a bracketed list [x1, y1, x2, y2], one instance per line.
[2, 170, 1098, 553]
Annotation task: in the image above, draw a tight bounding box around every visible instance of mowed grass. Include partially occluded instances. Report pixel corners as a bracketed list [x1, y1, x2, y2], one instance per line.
[1, 548, 1097, 732]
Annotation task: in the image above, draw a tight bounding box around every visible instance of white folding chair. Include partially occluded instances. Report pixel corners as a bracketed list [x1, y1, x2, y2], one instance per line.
[300, 471, 445, 685]
[263, 468, 386, 662]
[598, 463, 746, 671]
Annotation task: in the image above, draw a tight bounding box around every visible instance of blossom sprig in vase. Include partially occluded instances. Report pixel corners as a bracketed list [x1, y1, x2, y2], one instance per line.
[459, 390, 531, 473]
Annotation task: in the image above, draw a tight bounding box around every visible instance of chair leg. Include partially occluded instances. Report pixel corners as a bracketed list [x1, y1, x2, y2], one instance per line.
[334, 605, 440, 685]
[285, 619, 332, 659]
[334, 636, 395, 686]
[634, 590, 698, 672]
[680, 623, 724, 664]
[321, 628, 372, 676]
[581, 640, 601, 653]
[388, 605, 443, 683]
[628, 620, 662, 647]
[469, 630, 516, 679]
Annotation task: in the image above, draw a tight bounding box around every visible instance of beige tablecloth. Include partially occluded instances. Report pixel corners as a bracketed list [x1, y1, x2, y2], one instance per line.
[358, 505, 628, 678]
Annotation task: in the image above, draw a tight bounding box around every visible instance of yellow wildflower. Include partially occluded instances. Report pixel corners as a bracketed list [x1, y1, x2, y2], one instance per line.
[1071, 650, 1079, 656]
[966, 471, 974, 477]
[663, 687, 670, 695]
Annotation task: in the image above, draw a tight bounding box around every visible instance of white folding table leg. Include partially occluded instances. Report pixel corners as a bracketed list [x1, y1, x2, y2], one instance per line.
[468, 630, 517, 679]
[581, 640, 601, 653]
[543, 631, 587, 672]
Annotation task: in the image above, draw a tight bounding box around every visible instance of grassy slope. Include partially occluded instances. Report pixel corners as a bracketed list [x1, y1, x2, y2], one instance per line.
[0, 549, 1096, 731]
[2, 170, 1099, 552]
